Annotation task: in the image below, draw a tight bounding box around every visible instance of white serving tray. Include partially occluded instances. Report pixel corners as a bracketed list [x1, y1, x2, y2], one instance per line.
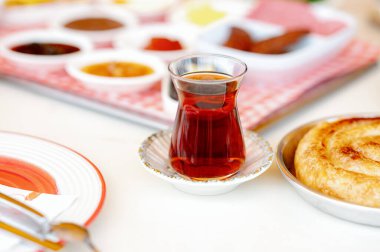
[196, 5, 356, 83]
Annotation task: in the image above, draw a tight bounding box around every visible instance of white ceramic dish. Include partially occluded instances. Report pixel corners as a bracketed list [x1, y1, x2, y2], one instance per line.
[196, 5, 356, 83]
[0, 3, 79, 27]
[0, 29, 93, 70]
[0, 131, 106, 226]
[168, 0, 251, 30]
[161, 76, 178, 118]
[51, 4, 138, 44]
[66, 49, 166, 93]
[139, 130, 273, 196]
[104, 0, 177, 23]
[113, 24, 193, 63]
[277, 114, 380, 226]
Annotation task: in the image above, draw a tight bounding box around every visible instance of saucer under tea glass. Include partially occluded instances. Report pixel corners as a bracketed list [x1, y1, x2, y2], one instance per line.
[168, 54, 247, 181]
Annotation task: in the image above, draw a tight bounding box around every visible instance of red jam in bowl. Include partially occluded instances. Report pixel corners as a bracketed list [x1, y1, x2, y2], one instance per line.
[144, 37, 183, 51]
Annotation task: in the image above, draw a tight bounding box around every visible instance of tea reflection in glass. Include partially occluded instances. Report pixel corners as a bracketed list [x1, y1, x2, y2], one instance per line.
[168, 54, 247, 180]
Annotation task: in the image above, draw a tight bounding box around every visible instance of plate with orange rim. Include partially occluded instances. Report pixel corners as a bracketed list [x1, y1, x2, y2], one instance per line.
[0, 131, 106, 227]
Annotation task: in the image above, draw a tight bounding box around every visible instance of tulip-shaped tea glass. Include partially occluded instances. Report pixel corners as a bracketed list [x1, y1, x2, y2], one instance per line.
[168, 54, 247, 180]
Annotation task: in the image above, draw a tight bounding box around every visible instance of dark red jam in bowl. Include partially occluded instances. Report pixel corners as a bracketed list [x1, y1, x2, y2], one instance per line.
[11, 42, 80, 55]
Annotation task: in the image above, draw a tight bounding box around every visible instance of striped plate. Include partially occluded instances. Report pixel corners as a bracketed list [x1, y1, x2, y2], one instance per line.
[0, 131, 106, 226]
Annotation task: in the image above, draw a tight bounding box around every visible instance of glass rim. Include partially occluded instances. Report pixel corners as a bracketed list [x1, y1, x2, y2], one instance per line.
[168, 53, 248, 84]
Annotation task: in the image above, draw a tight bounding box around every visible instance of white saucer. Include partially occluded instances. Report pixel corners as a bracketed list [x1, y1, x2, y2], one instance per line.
[139, 130, 273, 195]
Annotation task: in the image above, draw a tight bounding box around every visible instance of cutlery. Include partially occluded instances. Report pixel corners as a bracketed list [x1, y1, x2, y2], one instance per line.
[0, 192, 99, 251]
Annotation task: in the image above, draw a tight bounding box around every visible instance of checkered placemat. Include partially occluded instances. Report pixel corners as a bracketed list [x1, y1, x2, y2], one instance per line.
[0, 1, 379, 130]
[0, 39, 378, 129]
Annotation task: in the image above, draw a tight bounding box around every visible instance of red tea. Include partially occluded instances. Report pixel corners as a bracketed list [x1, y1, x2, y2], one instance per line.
[169, 72, 245, 180]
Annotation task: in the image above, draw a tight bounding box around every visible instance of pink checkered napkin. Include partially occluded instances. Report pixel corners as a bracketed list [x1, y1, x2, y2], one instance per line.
[0, 39, 378, 130]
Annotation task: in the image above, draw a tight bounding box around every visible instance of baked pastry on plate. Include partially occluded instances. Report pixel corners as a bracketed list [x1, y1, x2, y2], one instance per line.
[295, 117, 380, 207]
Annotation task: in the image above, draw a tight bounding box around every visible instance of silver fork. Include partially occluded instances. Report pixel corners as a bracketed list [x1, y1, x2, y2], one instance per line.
[0, 192, 99, 251]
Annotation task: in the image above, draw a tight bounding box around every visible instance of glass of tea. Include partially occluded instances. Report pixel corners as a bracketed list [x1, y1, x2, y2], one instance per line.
[168, 54, 247, 180]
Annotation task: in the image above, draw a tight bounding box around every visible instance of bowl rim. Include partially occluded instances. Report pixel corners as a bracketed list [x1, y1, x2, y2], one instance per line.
[118, 0, 177, 15]
[139, 129, 274, 186]
[276, 113, 380, 212]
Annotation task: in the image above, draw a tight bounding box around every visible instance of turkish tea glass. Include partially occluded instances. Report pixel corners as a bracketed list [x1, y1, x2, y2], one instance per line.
[168, 54, 247, 180]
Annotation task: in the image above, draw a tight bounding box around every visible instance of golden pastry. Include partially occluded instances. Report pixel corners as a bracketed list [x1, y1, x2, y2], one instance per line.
[295, 117, 380, 207]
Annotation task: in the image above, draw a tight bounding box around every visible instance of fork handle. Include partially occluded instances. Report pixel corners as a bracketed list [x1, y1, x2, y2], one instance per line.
[0, 192, 44, 217]
[0, 221, 64, 251]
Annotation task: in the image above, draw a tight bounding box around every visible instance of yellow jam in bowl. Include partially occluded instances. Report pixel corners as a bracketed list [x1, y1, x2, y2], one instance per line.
[81, 62, 154, 78]
[186, 3, 226, 26]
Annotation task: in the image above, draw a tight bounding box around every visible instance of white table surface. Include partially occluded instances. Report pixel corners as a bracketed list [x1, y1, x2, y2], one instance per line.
[0, 63, 379, 252]
[1, 2, 380, 250]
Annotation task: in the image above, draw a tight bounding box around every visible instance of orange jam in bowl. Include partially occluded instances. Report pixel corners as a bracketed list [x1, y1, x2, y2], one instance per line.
[81, 61, 154, 78]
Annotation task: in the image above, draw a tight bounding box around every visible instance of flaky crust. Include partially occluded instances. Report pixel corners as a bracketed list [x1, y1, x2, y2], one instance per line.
[295, 117, 380, 207]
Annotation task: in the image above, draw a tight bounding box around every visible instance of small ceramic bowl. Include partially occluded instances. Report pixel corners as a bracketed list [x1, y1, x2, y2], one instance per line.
[0, 29, 93, 70]
[51, 4, 138, 44]
[66, 49, 166, 93]
[277, 114, 380, 226]
[161, 76, 178, 117]
[139, 130, 273, 195]
[109, 0, 177, 23]
[0, 2, 77, 26]
[113, 24, 193, 63]
[167, 0, 250, 29]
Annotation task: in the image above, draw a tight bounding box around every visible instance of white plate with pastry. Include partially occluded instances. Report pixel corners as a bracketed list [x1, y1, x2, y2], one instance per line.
[277, 114, 380, 226]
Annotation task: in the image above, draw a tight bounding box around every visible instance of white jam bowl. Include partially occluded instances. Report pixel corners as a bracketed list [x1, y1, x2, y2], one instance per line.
[0, 29, 93, 71]
[66, 49, 166, 93]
